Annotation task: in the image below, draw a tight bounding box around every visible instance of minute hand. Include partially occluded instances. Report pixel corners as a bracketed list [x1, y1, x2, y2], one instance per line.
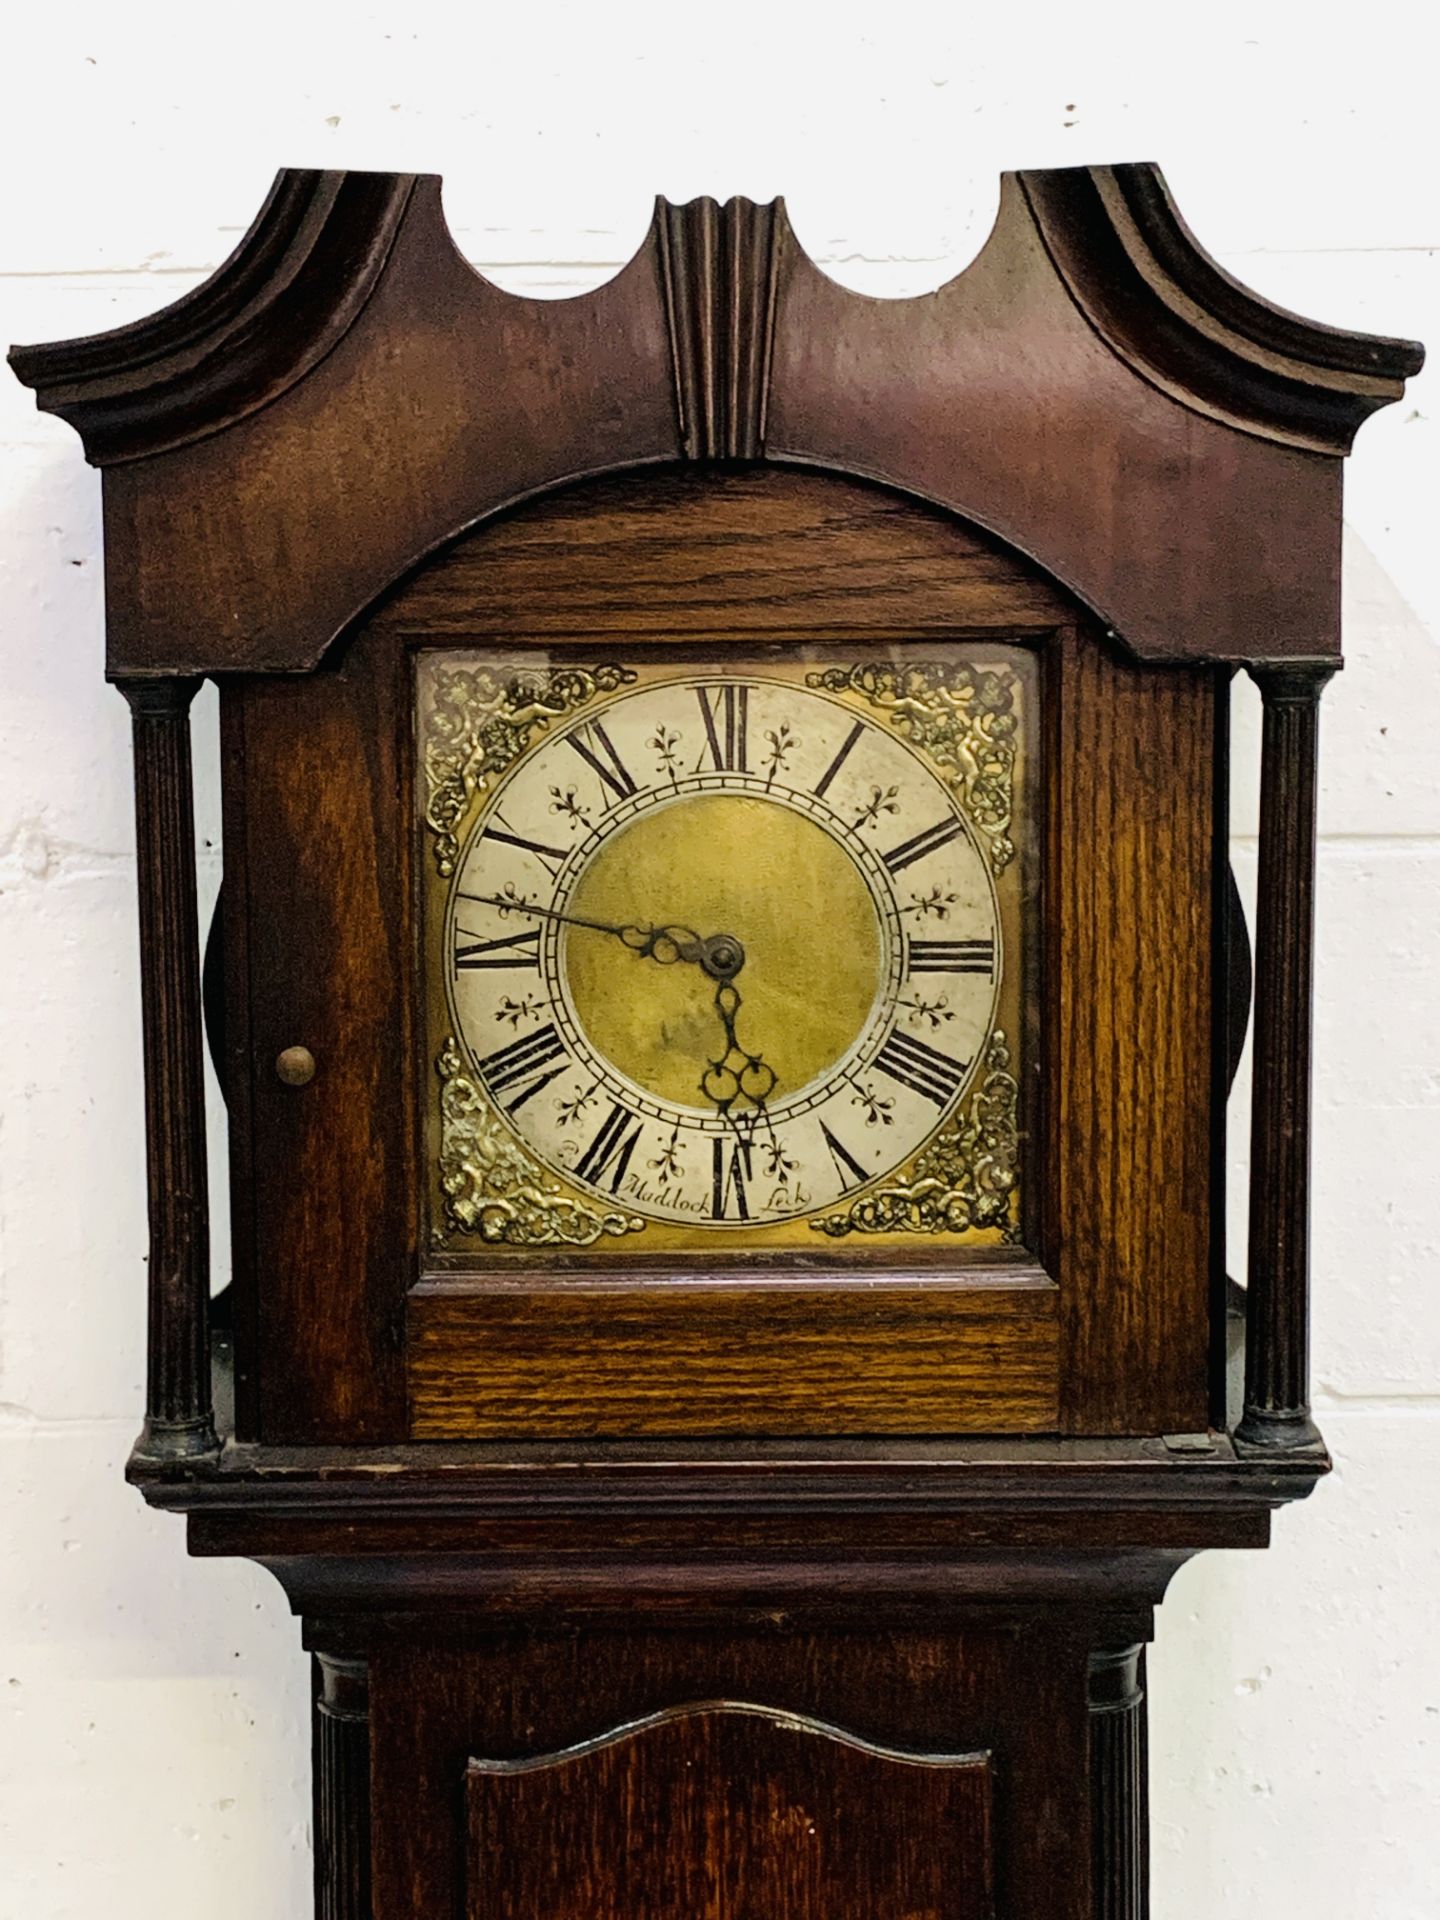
[459, 893, 742, 978]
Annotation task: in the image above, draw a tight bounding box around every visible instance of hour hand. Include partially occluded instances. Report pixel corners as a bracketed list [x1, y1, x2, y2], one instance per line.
[623, 925, 749, 982]
[619, 923, 707, 967]
[700, 979, 777, 1118]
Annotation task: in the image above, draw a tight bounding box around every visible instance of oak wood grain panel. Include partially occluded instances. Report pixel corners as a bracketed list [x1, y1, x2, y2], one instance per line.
[1052, 632, 1215, 1432]
[366, 467, 1070, 639]
[465, 1703, 994, 1920]
[239, 637, 414, 1442]
[371, 1629, 1088, 1920]
[407, 1278, 1058, 1438]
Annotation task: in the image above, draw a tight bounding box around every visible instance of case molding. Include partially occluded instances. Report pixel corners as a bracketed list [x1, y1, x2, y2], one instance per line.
[11, 165, 1423, 675]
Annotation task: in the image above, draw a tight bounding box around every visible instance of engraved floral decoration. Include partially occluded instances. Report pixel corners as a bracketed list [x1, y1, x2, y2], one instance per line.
[649, 1124, 685, 1186]
[805, 660, 1019, 870]
[421, 663, 637, 877]
[811, 1031, 1020, 1239]
[762, 722, 797, 788]
[434, 1038, 643, 1247]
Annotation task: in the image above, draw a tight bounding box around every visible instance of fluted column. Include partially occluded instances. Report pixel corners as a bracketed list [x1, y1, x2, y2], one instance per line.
[1089, 1645, 1147, 1920]
[117, 677, 218, 1464]
[1238, 663, 1335, 1451]
[314, 1655, 372, 1920]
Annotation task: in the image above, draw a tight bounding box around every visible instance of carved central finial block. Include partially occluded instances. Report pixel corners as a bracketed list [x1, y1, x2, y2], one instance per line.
[658, 196, 784, 461]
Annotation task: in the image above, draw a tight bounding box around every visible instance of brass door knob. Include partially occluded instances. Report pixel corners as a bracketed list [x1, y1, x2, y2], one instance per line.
[275, 1045, 317, 1086]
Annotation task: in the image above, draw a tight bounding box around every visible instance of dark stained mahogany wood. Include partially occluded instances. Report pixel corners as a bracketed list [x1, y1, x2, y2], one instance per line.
[171, 1429, 1302, 1635]
[222, 1546, 1236, 1634]
[1020, 168, 1415, 455]
[154, 1428, 1324, 1511]
[372, 1627, 1084, 1920]
[1238, 665, 1334, 1450]
[162, 1431, 1310, 1618]
[466, 1702, 994, 1920]
[10, 167, 1421, 676]
[158, 1428, 1311, 1624]
[117, 678, 218, 1464]
[223, 638, 414, 1444]
[8, 172, 416, 465]
[209, 1533, 1256, 1623]
[1089, 1647, 1148, 1920]
[313, 1655, 372, 1920]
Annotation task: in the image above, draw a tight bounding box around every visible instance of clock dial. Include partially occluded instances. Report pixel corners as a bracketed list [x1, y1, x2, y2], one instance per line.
[432, 663, 1019, 1235]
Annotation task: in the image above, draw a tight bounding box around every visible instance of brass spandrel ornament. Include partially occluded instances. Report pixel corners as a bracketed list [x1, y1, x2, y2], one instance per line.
[434, 1036, 644, 1247]
[421, 663, 638, 878]
[810, 1029, 1020, 1240]
[805, 660, 1020, 872]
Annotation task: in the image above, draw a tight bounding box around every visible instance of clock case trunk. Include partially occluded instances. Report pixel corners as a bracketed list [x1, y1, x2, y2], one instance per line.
[10, 165, 1421, 1920]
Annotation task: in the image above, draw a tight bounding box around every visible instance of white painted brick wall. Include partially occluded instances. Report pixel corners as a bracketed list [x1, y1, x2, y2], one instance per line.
[2, 7, 1436, 1914]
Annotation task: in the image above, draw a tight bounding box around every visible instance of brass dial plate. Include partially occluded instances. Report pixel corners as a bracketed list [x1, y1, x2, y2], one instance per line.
[419, 646, 1032, 1253]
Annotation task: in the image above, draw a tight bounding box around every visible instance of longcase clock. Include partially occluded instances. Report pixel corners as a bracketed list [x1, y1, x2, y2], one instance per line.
[9, 164, 1423, 1919]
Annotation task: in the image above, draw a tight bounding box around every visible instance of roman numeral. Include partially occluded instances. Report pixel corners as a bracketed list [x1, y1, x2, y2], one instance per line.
[882, 815, 965, 875]
[480, 824, 570, 878]
[573, 1101, 644, 1194]
[873, 1029, 968, 1107]
[813, 719, 864, 800]
[453, 927, 541, 971]
[908, 937, 994, 976]
[695, 684, 750, 773]
[477, 1023, 568, 1112]
[566, 720, 636, 804]
[819, 1120, 869, 1192]
[711, 1136, 752, 1220]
